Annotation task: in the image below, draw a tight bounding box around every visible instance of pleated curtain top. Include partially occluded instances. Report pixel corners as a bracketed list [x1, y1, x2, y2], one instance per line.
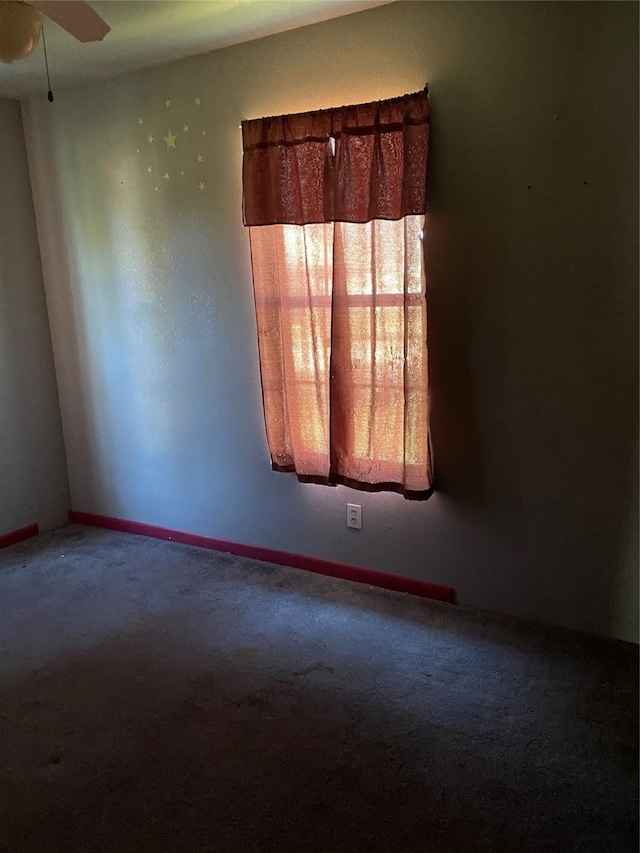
[242, 90, 429, 226]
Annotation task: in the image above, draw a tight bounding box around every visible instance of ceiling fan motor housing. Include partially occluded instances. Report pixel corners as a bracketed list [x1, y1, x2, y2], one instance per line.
[0, 2, 44, 64]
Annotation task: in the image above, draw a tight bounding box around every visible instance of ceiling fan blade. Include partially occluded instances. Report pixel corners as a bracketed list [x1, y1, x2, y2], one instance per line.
[29, 1, 110, 43]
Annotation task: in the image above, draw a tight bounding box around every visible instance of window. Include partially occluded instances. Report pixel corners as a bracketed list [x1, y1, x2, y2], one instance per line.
[242, 90, 432, 499]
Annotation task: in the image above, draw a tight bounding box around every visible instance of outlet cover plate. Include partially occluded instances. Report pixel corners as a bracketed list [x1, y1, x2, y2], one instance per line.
[347, 503, 362, 530]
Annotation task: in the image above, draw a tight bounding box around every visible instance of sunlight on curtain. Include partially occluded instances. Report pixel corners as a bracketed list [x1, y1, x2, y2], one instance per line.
[249, 222, 333, 478]
[250, 215, 430, 492]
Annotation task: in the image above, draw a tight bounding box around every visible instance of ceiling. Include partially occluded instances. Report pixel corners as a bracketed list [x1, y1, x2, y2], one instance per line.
[0, 0, 394, 100]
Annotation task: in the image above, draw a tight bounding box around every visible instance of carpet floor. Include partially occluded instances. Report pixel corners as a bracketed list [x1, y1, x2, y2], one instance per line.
[0, 525, 637, 852]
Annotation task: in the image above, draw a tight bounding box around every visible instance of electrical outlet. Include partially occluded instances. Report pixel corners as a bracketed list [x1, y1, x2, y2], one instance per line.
[347, 503, 362, 530]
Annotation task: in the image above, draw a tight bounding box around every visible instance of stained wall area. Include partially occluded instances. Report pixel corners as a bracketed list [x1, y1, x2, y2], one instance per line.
[23, 2, 639, 641]
[0, 97, 70, 537]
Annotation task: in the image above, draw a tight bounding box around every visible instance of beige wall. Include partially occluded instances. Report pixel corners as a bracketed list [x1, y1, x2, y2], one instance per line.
[23, 1, 638, 640]
[0, 98, 70, 535]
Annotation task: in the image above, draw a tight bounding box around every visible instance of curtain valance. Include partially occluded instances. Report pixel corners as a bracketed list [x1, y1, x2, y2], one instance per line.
[242, 89, 429, 226]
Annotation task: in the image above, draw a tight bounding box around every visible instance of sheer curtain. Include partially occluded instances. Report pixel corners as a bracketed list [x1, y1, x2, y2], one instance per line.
[242, 90, 433, 499]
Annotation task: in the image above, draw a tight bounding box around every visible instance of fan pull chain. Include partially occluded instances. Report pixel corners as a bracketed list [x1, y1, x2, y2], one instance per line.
[42, 21, 53, 102]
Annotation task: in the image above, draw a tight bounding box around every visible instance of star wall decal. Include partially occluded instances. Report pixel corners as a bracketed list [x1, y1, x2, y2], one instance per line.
[163, 130, 177, 150]
[136, 95, 210, 197]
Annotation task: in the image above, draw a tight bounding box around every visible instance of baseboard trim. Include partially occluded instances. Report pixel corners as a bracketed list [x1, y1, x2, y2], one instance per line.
[69, 510, 453, 604]
[0, 523, 39, 550]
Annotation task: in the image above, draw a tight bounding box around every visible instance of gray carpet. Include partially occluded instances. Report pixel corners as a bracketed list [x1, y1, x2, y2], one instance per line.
[0, 525, 637, 852]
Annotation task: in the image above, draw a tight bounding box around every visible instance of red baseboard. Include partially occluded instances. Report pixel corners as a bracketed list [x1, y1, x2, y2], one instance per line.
[0, 523, 39, 550]
[69, 510, 453, 604]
